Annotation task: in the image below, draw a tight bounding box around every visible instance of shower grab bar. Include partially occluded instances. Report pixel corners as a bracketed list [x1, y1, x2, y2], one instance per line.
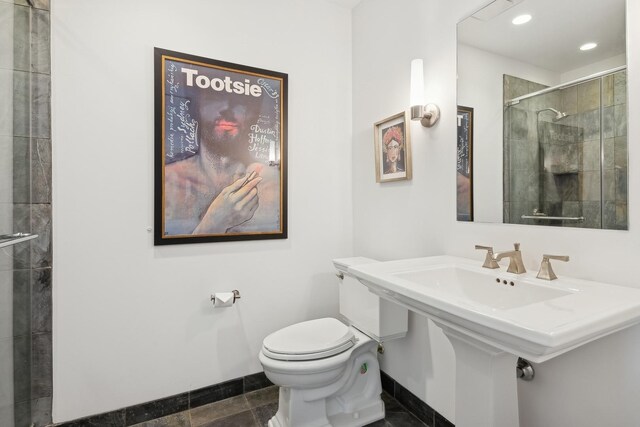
[521, 215, 585, 222]
[0, 233, 39, 249]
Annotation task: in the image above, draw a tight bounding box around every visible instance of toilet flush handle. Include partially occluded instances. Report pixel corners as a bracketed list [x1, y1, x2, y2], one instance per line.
[336, 272, 344, 280]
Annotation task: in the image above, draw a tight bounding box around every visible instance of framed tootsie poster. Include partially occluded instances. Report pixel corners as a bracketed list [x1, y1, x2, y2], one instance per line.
[154, 48, 288, 245]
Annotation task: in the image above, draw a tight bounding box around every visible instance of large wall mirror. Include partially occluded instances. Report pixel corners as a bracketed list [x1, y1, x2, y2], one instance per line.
[456, 0, 627, 229]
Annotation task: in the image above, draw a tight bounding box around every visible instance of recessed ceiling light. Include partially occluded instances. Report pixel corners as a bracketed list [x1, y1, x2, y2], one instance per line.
[580, 42, 598, 51]
[512, 14, 532, 25]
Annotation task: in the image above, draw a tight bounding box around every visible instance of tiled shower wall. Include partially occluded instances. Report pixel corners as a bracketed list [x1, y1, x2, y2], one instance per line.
[503, 71, 627, 229]
[601, 71, 627, 229]
[0, 0, 52, 426]
[503, 74, 549, 225]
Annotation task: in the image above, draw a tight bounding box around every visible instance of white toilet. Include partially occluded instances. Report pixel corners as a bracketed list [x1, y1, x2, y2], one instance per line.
[259, 257, 408, 427]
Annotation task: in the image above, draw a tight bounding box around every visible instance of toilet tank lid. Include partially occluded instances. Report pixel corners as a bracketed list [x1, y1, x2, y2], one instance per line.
[263, 318, 355, 359]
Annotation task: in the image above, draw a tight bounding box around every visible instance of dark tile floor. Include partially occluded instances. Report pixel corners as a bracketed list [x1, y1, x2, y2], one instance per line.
[129, 386, 427, 427]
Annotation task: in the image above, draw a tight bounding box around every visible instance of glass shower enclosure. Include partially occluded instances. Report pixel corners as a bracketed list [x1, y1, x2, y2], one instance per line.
[503, 68, 628, 229]
[1, 1, 52, 426]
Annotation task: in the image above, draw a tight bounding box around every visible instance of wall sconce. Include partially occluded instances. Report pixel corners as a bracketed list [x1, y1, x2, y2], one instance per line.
[410, 59, 440, 127]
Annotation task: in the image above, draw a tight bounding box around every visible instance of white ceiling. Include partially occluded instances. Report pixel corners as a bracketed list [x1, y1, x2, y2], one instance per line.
[458, 0, 626, 73]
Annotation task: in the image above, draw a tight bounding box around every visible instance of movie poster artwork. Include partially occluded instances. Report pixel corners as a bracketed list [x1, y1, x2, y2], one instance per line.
[154, 48, 288, 245]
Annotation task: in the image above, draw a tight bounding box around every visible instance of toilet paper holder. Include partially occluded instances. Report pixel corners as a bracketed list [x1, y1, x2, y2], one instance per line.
[210, 290, 241, 305]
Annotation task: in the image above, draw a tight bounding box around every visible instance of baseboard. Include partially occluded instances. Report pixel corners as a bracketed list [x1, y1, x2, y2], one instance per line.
[53, 370, 454, 427]
[52, 372, 273, 426]
[381, 370, 454, 427]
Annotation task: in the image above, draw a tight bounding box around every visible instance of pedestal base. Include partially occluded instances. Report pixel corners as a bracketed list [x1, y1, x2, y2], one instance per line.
[438, 325, 520, 427]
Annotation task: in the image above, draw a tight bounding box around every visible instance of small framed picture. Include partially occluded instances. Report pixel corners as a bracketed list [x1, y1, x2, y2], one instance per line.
[374, 110, 412, 183]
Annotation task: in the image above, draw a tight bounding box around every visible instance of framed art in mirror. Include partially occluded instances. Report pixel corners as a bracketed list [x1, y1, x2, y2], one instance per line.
[457, 106, 474, 221]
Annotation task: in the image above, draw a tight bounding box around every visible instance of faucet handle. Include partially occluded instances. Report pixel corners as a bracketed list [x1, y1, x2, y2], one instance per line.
[537, 254, 570, 280]
[543, 254, 569, 262]
[475, 245, 500, 269]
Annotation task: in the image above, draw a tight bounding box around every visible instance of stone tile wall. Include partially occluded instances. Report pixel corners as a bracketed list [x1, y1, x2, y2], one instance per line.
[0, 0, 52, 426]
[602, 70, 627, 229]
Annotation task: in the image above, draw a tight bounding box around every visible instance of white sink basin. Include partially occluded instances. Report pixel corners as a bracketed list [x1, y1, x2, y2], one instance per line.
[394, 265, 571, 310]
[348, 255, 640, 362]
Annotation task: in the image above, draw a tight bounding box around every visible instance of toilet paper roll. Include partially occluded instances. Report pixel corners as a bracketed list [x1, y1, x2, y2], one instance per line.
[213, 292, 235, 308]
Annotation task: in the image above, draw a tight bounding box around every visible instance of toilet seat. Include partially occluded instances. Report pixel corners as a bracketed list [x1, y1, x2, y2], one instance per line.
[262, 318, 356, 361]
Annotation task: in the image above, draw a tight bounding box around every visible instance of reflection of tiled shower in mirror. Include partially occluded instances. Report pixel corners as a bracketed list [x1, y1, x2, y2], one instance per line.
[503, 69, 627, 229]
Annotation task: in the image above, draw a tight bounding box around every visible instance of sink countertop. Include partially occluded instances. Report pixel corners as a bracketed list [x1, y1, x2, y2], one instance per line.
[348, 255, 640, 362]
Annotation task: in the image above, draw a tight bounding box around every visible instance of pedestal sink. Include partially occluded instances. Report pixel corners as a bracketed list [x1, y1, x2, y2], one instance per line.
[343, 255, 640, 427]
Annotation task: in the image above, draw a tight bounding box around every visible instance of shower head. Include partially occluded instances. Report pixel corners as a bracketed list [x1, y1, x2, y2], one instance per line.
[537, 107, 567, 122]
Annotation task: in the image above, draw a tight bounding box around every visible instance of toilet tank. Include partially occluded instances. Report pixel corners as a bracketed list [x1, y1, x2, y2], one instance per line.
[333, 257, 408, 342]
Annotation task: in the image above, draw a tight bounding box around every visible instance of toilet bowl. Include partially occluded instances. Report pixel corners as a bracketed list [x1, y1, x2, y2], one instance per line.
[259, 318, 384, 427]
[258, 257, 409, 427]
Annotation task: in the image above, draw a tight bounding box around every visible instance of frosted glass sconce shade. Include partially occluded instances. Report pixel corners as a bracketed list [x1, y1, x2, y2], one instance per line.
[410, 58, 440, 128]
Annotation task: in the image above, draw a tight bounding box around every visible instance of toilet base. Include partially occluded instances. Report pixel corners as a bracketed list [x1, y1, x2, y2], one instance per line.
[268, 400, 384, 427]
[268, 394, 384, 427]
[328, 399, 385, 427]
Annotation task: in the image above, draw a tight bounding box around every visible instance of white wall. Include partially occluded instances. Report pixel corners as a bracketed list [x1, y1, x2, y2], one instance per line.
[353, 0, 640, 425]
[352, 0, 459, 420]
[51, 0, 352, 422]
[458, 44, 560, 223]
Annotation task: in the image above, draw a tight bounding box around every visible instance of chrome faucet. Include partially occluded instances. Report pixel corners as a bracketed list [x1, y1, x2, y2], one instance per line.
[475, 245, 499, 269]
[536, 254, 569, 280]
[494, 243, 526, 274]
